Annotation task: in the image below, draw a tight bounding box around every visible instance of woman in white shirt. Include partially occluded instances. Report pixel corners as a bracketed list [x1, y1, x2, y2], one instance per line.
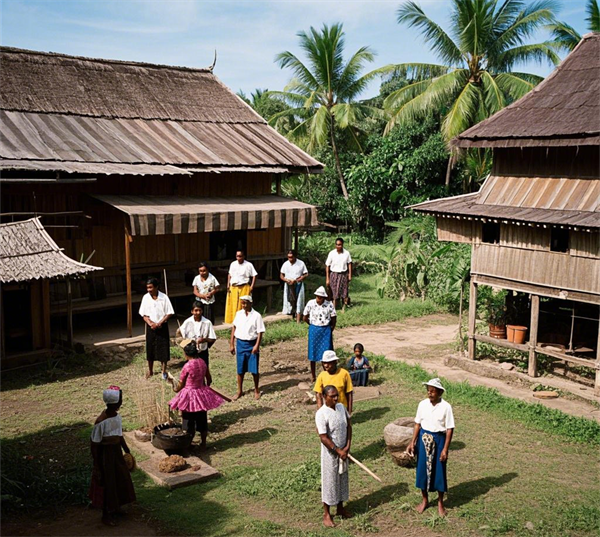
[192, 262, 220, 324]
[407, 378, 455, 517]
[325, 237, 352, 312]
[303, 286, 337, 382]
[225, 250, 257, 324]
[280, 249, 308, 323]
[179, 301, 217, 372]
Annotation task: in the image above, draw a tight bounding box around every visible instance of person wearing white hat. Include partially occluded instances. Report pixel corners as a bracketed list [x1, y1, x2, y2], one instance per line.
[303, 286, 337, 382]
[90, 386, 136, 526]
[314, 351, 353, 413]
[407, 378, 455, 517]
[229, 295, 265, 400]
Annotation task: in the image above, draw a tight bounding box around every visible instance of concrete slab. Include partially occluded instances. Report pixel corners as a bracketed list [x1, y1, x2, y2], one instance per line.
[124, 431, 219, 490]
[353, 386, 381, 402]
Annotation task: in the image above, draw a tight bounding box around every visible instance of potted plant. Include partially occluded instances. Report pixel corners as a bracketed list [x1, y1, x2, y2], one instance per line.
[479, 289, 507, 339]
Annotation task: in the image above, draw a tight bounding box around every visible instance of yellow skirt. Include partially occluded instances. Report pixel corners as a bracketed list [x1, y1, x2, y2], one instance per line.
[225, 284, 252, 324]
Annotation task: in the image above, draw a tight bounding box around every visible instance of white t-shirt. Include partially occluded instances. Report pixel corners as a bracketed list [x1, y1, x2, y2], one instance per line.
[179, 315, 217, 351]
[280, 259, 308, 281]
[229, 260, 258, 286]
[90, 415, 123, 443]
[192, 273, 220, 304]
[415, 398, 455, 433]
[303, 299, 337, 327]
[233, 308, 266, 341]
[139, 291, 174, 323]
[325, 249, 352, 273]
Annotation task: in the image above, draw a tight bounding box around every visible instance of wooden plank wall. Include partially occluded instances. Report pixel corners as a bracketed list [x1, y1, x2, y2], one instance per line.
[570, 230, 600, 259]
[436, 218, 480, 243]
[500, 224, 550, 251]
[472, 243, 600, 295]
[493, 146, 600, 178]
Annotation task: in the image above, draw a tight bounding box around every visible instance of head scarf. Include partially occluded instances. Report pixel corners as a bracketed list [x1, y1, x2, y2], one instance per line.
[103, 385, 121, 404]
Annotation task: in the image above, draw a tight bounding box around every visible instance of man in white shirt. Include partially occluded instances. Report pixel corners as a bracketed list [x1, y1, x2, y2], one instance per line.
[139, 278, 174, 380]
[225, 250, 258, 324]
[179, 301, 217, 373]
[192, 262, 220, 324]
[325, 237, 352, 312]
[229, 295, 266, 400]
[280, 249, 309, 323]
[407, 378, 455, 517]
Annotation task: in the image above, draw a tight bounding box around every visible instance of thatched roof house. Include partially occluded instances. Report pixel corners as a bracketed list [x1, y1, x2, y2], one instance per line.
[411, 33, 600, 395]
[0, 47, 324, 349]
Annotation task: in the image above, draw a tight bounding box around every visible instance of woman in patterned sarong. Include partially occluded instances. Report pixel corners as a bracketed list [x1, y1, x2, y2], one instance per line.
[315, 385, 352, 527]
[303, 286, 337, 382]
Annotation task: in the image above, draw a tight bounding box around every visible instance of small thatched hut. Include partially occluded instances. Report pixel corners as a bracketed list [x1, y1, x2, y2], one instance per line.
[0, 47, 323, 343]
[411, 33, 600, 394]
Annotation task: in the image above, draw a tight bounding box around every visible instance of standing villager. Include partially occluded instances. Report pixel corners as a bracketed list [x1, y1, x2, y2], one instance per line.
[280, 249, 309, 323]
[229, 295, 265, 400]
[139, 278, 174, 380]
[347, 343, 371, 387]
[168, 342, 226, 449]
[225, 250, 257, 324]
[325, 237, 352, 312]
[179, 301, 217, 378]
[314, 351, 353, 413]
[407, 378, 455, 517]
[315, 385, 353, 528]
[89, 386, 136, 527]
[192, 262, 220, 324]
[303, 286, 337, 382]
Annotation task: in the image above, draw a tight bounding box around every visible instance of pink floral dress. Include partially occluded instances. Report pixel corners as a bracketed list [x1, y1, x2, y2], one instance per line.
[169, 359, 225, 412]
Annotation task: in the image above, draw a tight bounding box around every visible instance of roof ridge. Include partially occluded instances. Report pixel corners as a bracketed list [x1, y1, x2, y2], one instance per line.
[0, 46, 214, 74]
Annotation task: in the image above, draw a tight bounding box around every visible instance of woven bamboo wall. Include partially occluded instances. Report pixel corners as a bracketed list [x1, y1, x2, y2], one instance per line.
[472, 243, 600, 294]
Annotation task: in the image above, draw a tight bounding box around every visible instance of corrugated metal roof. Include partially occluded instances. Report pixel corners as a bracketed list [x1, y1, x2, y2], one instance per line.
[453, 34, 600, 148]
[0, 159, 191, 176]
[93, 194, 319, 236]
[0, 218, 102, 283]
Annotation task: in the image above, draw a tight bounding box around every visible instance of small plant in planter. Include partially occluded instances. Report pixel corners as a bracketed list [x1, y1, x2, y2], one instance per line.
[479, 288, 508, 339]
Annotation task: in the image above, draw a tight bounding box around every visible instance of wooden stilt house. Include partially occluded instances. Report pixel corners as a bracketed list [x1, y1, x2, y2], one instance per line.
[411, 34, 600, 395]
[0, 47, 323, 346]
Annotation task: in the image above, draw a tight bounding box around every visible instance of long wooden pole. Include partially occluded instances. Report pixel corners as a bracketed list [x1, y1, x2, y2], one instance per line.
[468, 281, 478, 360]
[125, 225, 133, 338]
[595, 315, 600, 397]
[348, 454, 382, 483]
[66, 278, 73, 349]
[528, 294, 539, 378]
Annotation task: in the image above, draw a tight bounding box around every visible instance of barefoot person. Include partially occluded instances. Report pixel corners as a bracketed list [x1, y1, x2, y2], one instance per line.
[407, 378, 455, 517]
[315, 385, 352, 527]
[325, 237, 352, 312]
[225, 250, 257, 324]
[139, 278, 174, 380]
[89, 386, 136, 526]
[192, 262, 220, 324]
[168, 342, 226, 449]
[314, 351, 353, 414]
[280, 249, 308, 323]
[229, 295, 265, 400]
[180, 301, 217, 372]
[303, 286, 337, 382]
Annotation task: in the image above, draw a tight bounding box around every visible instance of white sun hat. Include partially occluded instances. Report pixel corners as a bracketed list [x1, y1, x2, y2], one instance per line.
[240, 295, 253, 302]
[314, 286, 328, 297]
[322, 350, 339, 362]
[422, 378, 445, 392]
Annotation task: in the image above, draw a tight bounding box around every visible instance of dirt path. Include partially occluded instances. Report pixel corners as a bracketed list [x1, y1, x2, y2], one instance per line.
[336, 314, 600, 422]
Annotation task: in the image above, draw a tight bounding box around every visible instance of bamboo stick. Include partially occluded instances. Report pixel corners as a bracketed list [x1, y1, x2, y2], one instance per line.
[348, 454, 382, 483]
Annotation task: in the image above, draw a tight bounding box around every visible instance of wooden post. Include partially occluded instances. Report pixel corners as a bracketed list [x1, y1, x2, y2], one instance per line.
[467, 280, 478, 359]
[595, 315, 600, 397]
[528, 294, 539, 378]
[293, 227, 299, 252]
[266, 259, 273, 312]
[66, 278, 73, 349]
[276, 177, 282, 196]
[0, 286, 5, 361]
[125, 225, 133, 338]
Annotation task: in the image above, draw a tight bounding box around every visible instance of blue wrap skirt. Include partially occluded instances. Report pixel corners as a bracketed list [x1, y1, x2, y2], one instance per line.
[308, 324, 333, 362]
[236, 338, 259, 375]
[415, 428, 448, 493]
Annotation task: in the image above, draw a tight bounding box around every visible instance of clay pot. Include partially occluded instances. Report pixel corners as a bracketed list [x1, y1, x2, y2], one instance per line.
[489, 324, 507, 339]
[507, 325, 527, 344]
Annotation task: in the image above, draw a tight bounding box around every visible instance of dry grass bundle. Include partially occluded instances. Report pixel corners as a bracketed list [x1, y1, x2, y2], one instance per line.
[127, 369, 172, 429]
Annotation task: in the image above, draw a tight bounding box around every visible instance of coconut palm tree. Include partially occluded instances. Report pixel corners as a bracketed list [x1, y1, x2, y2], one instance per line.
[272, 23, 384, 200]
[547, 0, 599, 52]
[384, 0, 561, 144]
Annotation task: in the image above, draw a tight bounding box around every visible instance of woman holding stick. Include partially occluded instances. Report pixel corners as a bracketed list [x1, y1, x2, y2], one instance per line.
[315, 385, 352, 528]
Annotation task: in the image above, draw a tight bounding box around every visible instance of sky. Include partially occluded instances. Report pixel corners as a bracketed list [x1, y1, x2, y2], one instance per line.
[0, 0, 591, 99]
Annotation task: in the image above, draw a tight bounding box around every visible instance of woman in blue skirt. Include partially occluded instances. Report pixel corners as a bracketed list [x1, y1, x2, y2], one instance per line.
[407, 378, 455, 517]
[303, 286, 337, 382]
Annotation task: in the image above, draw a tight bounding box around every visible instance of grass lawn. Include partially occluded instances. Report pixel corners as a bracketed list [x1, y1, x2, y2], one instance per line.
[1, 273, 599, 537]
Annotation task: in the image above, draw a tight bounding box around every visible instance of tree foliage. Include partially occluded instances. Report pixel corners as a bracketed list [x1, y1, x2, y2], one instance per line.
[547, 0, 599, 52]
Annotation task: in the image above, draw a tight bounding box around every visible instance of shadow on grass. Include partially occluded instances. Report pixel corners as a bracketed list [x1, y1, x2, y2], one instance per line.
[351, 406, 391, 424]
[260, 377, 302, 393]
[210, 407, 273, 432]
[348, 483, 410, 513]
[352, 439, 386, 461]
[448, 472, 518, 507]
[449, 440, 466, 451]
[209, 427, 278, 452]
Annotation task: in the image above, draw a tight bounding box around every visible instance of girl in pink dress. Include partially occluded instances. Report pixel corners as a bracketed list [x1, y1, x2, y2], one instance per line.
[168, 342, 226, 448]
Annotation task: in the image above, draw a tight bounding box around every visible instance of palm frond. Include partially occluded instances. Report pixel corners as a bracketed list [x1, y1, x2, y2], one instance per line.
[383, 78, 432, 111]
[441, 81, 482, 141]
[481, 71, 506, 116]
[494, 72, 537, 101]
[337, 46, 376, 99]
[378, 62, 452, 80]
[306, 105, 331, 151]
[274, 51, 320, 90]
[546, 21, 582, 52]
[587, 0, 600, 32]
[496, 42, 560, 71]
